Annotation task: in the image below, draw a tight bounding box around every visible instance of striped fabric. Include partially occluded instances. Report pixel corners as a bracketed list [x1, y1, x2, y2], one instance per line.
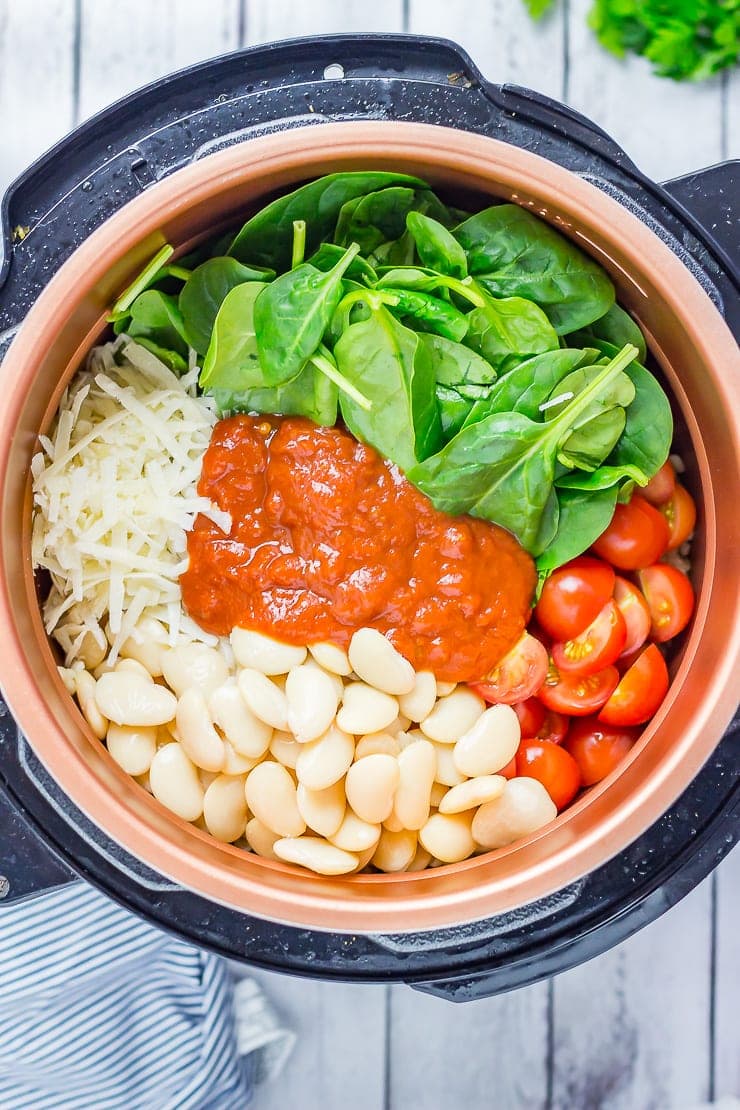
[0, 883, 254, 1109]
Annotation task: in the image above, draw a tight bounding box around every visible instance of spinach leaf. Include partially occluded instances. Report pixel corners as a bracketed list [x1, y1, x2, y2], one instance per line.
[455, 204, 615, 333]
[200, 281, 267, 391]
[605, 353, 673, 480]
[568, 303, 647, 363]
[307, 243, 378, 284]
[436, 385, 476, 440]
[211, 360, 338, 426]
[335, 188, 423, 255]
[463, 295, 559, 374]
[228, 172, 426, 269]
[556, 463, 649, 491]
[542, 364, 635, 425]
[254, 243, 360, 386]
[368, 231, 417, 268]
[179, 257, 274, 355]
[423, 333, 498, 390]
[376, 267, 485, 308]
[334, 306, 442, 472]
[462, 348, 595, 428]
[406, 211, 468, 278]
[558, 407, 627, 472]
[118, 290, 189, 356]
[535, 486, 619, 579]
[384, 287, 469, 342]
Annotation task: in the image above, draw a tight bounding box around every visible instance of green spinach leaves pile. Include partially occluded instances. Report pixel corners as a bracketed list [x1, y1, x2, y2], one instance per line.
[110, 171, 672, 578]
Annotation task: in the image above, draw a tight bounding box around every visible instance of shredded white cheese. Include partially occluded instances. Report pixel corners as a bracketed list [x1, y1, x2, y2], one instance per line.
[32, 338, 230, 664]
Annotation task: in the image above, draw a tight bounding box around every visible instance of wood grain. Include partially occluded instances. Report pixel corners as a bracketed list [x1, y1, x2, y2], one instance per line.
[243, 0, 405, 44]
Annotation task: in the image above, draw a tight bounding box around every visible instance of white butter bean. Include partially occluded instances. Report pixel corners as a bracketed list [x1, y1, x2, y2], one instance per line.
[430, 781, 448, 808]
[94, 671, 176, 727]
[355, 733, 401, 760]
[304, 658, 345, 701]
[149, 743, 204, 821]
[393, 740, 436, 830]
[274, 836, 358, 876]
[270, 731, 301, 769]
[348, 628, 415, 695]
[439, 775, 506, 814]
[296, 781, 346, 839]
[106, 723, 157, 776]
[75, 669, 108, 738]
[209, 683, 272, 757]
[114, 658, 153, 682]
[222, 741, 260, 776]
[383, 812, 404, 832]
[337, 682, 399, 735]
[246, 817, 280, 860]
[230, 627, 306, 674]
[398, 670, 437, 723]
[175, 688, 226, 772]
[407, 845, 433, 872]
[345, 754, 400, 824]
[204, 775, 248, 842]
[237, 669, 289, 731]
[308, 641, 352, 676]
[351, 846, 378, 873]
[472, 777, 557, 850]
[295, 726, 354, 790]
[453, 704, 521, 778]
[420, 687, 485, 743]
[433, 742, 466, 787]
[372, 828, 417, 872]
[245, 761, 305, 837]
[286, 662, 339, 742]
[120, 616, 168, 676]
[436, 681, 457, 697]
[419, 811, 475, 863]
[161, 644, 230, 699]
[330, 811, 381, 853]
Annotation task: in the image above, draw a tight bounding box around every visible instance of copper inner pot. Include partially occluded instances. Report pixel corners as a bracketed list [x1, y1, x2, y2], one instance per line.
[0, 121, 738, 933]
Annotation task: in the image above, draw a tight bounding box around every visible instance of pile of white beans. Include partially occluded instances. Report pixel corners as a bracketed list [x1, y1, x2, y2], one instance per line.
[60, 623, 558, 876]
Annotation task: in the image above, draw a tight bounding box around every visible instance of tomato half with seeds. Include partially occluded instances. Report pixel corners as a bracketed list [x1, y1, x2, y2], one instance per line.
[535, 556, 616, 642]
[613, 576, 651, 658]
[516, 739, 582, 810]
[471, 632, 549, 705]
[551, 599, 626, 676]
[661, 484, 697, 550]
[642, 460, 676, 506]
[598, 644, 669, 726]
[565, 717, 640, 785]
[591, 494, 670, 570]
[538, 663, 619, 717]
[514, 698, 569, 744]
[637, 564, 695, 643]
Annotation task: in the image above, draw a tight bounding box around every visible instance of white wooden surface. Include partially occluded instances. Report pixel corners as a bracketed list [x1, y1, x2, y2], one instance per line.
[0, 2, 737, 1107]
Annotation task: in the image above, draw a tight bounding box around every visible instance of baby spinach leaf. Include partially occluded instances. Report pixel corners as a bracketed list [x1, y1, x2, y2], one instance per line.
[463, 294, 559, 374]
[334, 306, 442, 472]
[384, 287, 469, 342]
[368, 231, 417, 268]
[604, 352, 673, 480]
[307, 243, 378, 284]
[210, 360, 338, 426]
[436, 385, 476, 440]
[228, 172, 426, 270]
[556, 463, 649, 491]
[455, 204, 615, 333]
[423, 333, 498, 390]
[179, 257, 274, 355]
[199, 281, 267, 391]
[254, 244, 360, 386]
[542, 364, 635, 426]
[335, 188, 424, 255]
[406, 211, 468, 278]
[119, 290, 189, 356]
[535, 485, 619, 580]
[568, 303, 647, 363]
[462, 348, 595, 428]
[558, 407, 627, 472]
[377, 267, 485, 308]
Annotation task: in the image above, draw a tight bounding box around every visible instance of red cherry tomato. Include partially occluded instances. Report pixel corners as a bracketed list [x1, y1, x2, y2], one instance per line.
[591, 495, 670, 570]
[642, 460, 676, 505]
[516, 739, 582, 810]
[551, 599, 626, 676]
[471, 633, 549, 705]
[539, 663, 619, 716]
[536, 708, 570, 745]
[598, 644, 669, 726]
[637, 564, 695, 643]
[513, 697, 546, 737]
[613, 576, 651, 658]
[565, 717, 640, 785]
[535, 556, 616, 642]
[499, 756, 517, 780]
[661, 484, 697, 550]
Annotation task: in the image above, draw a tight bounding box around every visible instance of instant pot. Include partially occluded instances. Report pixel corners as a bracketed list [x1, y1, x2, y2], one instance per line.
[0, 35, 737, 1001]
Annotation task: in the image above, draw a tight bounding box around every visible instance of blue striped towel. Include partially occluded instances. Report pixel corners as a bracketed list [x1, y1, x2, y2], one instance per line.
[0, 882, 292, 1109]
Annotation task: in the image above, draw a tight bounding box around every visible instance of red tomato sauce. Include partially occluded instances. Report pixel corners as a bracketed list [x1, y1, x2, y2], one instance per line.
[181, 415, 537, 683]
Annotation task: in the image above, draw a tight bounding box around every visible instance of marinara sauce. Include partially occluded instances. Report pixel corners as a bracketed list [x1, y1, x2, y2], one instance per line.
[181, 415, 536, 683]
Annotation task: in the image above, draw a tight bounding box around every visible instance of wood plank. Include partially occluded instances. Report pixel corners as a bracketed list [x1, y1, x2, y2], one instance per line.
[388, 978, 549, 1109]
[725, 68, 740, 160]
[714, 850, 740, 1099]
[566, 0, 724, 180]
[247, 970, 387, 1110]
[243, 0, 404, 44]
[551, 878, 713, 1109]
[0, 0, 76, 191]
[77, 0, 240, 121]
[407, 0, 566, 101]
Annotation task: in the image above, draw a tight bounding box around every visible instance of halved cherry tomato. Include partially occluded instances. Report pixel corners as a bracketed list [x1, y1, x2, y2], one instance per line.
[661, 483, 697, 550]
[471, 632, 549, 705]
[536, 708, 570, 745]
[535, 556, 615, 642]
[637, 564, 695, 643]
[598, 643, 669, 726]
[551, 599, 626, 676]
[591, 495, 670, 570]
[516, 739, 582, 810]
[513, 697, 546, 737]
[538, 662, 619, 716]
[565, 717, 640, 785]
[642, 460, 676, 506]
[499, 756, 517, 780]
[613, 576, 651, 658]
